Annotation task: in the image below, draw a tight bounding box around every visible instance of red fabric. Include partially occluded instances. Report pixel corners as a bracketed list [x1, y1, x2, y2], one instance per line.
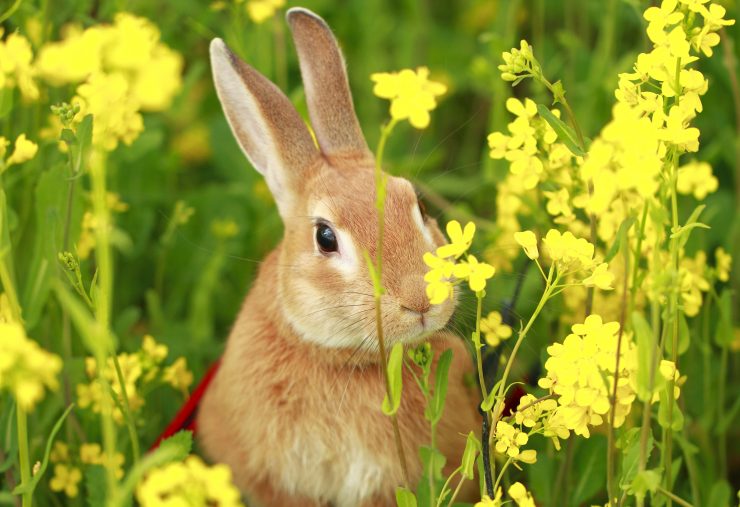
[150, 358, 222, 450]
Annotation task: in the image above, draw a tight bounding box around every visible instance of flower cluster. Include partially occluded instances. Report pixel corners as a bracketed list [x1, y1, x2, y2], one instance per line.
[49, 441, 125, 498]
[423, 220, 496, 304]
[0, 321, 62, 411]
[24, 13, 184, 150]
[474, 482, 536, 507]
[136, 455, 244, 507]
[537, 315, 646, 437]
[371, 67, 447, 129]
[0, 29, 38, 100]
[77, 335, 193, 423]
[514, 229, 615, 290]
[480, 310, 512, 347]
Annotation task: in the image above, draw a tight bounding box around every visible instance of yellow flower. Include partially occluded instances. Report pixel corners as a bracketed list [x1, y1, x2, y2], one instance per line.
[514, 231, 539, 260]
[371, 67, 447, 129]
[480, 311, 513, 347]
[0, 322, 62, 411]
[453, 255, 495, 292]
[50, 441, 70, 464]
[542, 229, 595, 272]
[583, 263, 615, 290]
[494, 420, 529, 458]
[164, 357, 194, 393]
[80, 443, 103, 465]
[0, 32, 39, 100]
[538, 315, 638, 437]
[715, 247, 731, 282]
[246, 0, 286, 24]
[436, 220, 476, 259]
[475, 489, 503, 507]
[136, 455, 244, 507]
[49, 464, 82, 498]
[142, 335, 168, 363]
[423, 252, 455, 305]
[74, 72, 144, 151]
[6, 134, 38, 167]
[677, 161, 718, 200]
[514, 393, 557, 428]
[509, 482, 536, 507]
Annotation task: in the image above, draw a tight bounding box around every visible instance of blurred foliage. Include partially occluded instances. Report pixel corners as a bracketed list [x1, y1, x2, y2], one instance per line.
[0, 0, 737, 505]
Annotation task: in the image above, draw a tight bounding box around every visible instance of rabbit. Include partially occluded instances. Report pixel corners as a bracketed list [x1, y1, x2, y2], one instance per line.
[197, 7, 479, 507]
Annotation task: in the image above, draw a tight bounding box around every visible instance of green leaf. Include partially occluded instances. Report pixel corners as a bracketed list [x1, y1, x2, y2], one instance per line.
[657, 388, 684, 431]
[665, 313, 690, 357]
[157, 430, 193, 459]
[395, 487, 418, 507]
[86, 466, 107, 507]
[53, 280, 114, 356]
[426, 349, 453, 424]
[620, 427, 653, 490]
[714, 289, 733, 347]
[572, 435, 607, 505]
[670, 204, 707, 250]
[706, 479, 731, 507]
[460, 432, 479, 480]
[536, 103, 585, 156]
[382, 342, 404, 416]
[632, 312, 654, 401]
[69, 115, 94, 174]
[630, 469, 662, 500]
[605, 216, 636, 262]
[12, 404, 74, 496]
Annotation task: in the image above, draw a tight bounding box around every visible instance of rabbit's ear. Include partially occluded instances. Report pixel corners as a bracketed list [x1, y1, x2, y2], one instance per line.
[210, 38, 321, 214]
[286, 8, 372, 164]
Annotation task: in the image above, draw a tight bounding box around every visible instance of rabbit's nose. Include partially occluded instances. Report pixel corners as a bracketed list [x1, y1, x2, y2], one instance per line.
[397, 274, 431, 314]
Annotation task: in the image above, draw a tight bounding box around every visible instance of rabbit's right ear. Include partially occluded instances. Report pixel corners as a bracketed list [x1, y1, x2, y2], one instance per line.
[210, 38, 321, 215]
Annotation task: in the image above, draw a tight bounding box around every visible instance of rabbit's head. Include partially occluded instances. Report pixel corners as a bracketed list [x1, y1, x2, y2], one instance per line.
[210, 8, 455, 354]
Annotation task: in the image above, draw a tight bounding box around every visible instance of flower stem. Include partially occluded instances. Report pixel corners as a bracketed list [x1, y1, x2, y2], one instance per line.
[372, 118, 409, 486]
[607, 236, 630, 507]
[474, 291, 488, 400]
[16, 406, 32, 507]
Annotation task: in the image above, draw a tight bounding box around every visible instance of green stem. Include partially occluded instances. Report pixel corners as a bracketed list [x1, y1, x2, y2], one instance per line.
[89, 151, 119, 498]
[657, 486, 694, 507]
[435, 467, 460, 507]
[607, 238, 630, 507]
[474, 291, 488, 401]
[16, 406, 31, 507]
[492, 457, 513, 493]
[446, 474, 467, 507]
[111, 355, 141, 464]
[372, 118, 409, 486]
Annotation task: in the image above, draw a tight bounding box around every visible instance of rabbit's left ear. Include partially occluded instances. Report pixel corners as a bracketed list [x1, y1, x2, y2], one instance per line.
[287, 8, 372, 165]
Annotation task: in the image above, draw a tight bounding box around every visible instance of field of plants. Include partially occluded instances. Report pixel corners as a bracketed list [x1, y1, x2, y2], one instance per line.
[0, 0, 738, 505]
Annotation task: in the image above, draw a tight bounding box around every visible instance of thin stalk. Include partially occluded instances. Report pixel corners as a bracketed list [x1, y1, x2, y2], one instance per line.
[628, 204, 649, 316]
[474, 292, 488, 400]
[491, 265, 554, 426]
[607, 238, 630, 507]
[446, 474, 467, 507]
[88, 152, 119, 497]
[16, 407, 31, 507]
[657, 486, 694, 507]
[492, 457, 513, 493]
[435, 467, 460, 507]
[717, 345, 728, 478]
[111, 355, 141, 464]
[372, 119, 409, 486]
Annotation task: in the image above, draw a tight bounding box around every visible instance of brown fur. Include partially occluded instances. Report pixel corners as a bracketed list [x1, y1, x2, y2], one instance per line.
[200, 8, 479, 506]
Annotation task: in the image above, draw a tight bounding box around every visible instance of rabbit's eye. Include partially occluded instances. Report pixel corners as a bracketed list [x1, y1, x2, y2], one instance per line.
[316, 223, 338, 253]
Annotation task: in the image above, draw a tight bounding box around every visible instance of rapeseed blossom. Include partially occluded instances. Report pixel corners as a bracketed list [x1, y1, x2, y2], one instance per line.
[371, 67, 446, 129]
[36, 13, 183, 150]
[715, 248, 731, 282]
[77, 335, 192, 423]
[480, 311, 512, 347]
[538, 315, 638, 437]
[136, 455, 244, 507]
[494, 420, 529, 458]
[508, 482, 536, 507]
[3, 134, 38, 167]
[424, 220, 497, 302]
[0, 31, 38, 100]
[49, 464, 82, 497]
[0, 322, 62, 410]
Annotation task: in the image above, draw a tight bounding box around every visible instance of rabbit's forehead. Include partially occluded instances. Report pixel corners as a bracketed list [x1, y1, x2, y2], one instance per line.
[307, 172, 418, 228]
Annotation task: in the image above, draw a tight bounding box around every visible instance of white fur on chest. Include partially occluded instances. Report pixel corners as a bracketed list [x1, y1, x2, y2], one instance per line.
[279, 430, 385, 507]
